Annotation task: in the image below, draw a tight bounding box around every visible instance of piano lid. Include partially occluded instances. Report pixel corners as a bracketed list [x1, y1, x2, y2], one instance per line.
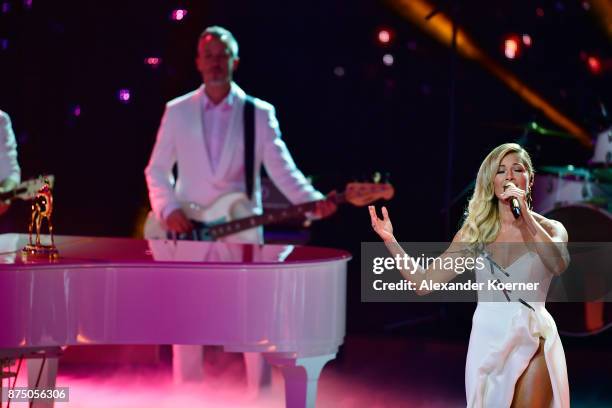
[0, 233, 351, 267]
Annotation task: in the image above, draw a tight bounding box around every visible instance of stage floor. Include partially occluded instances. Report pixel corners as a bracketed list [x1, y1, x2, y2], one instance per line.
[11, 334, 612, 407]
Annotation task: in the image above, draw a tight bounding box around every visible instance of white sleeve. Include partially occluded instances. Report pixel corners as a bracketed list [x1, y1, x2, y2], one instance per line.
[261, 105, 324, 204]
[0, 112, 21, 185]
[144, 106, 180, 220]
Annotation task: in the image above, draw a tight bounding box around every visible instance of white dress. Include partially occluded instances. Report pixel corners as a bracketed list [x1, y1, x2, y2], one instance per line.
[465, 251, 570, 407]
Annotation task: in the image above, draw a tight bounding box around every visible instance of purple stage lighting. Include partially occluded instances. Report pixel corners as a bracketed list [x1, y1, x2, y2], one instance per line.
[382, 54, 394, 66]
[171, 9, 187, 21]
[118, 89, 131, 103]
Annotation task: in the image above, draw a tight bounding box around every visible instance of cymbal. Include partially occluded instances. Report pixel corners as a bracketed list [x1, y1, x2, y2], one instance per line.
[539, 166, 612, 184]
[538, 165, 592, 178]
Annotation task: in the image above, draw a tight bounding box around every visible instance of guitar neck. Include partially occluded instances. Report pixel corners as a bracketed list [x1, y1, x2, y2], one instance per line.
[208, 193, 346, 239]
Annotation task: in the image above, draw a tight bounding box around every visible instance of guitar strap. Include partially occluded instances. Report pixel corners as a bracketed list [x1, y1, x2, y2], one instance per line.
[244, 96, 256, 201]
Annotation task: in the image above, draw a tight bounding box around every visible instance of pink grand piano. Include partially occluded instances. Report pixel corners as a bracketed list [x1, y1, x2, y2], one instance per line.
[0, 233, 350, 407]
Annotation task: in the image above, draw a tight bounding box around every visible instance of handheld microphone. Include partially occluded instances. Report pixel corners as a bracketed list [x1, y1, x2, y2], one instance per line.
[504, 183, 521, 219]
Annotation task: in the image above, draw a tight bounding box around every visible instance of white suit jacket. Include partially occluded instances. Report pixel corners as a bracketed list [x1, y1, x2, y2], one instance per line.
[0, 110, 21, 185]
[145, 83, 324, 220]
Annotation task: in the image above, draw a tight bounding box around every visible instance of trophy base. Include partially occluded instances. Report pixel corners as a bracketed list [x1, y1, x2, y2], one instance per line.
[22, 244, 59, 260]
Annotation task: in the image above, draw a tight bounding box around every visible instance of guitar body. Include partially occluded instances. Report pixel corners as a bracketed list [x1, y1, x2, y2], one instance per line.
[143, 192, 261, 243]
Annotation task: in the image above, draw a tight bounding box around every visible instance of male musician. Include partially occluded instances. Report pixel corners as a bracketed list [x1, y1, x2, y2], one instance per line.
[144, 26, 336, 388]
[0, 110, 21, 218]
[145, 26, 335, 238]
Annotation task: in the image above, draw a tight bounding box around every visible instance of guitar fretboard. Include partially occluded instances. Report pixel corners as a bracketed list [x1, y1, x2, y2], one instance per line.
[208, 193, 346, 239]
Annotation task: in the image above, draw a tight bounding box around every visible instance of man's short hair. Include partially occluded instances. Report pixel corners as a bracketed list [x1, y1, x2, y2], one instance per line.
[198, 26, 239, 58]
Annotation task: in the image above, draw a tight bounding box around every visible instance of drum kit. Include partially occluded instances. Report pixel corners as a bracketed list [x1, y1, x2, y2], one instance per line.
[532, 127, 612, 335]
[532, 126, 612, 240]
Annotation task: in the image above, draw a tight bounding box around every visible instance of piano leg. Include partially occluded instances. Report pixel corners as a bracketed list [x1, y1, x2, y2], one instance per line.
[27, 356, 58, 408]
[243, 352, 272, 393]
[265, 353, 335, 408]
[172, 347, 273, 392]
[172, 345, 204, 383]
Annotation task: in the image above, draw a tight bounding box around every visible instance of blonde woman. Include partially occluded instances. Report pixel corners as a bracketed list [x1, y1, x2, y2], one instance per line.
[369, 143, 570, 407]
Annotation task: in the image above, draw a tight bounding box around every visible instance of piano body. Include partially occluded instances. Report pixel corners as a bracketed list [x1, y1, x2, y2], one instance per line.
[0, 234, 350, 407]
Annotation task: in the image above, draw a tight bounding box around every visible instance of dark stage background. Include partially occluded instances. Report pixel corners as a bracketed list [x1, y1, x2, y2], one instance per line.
[0, 0, 609, 352]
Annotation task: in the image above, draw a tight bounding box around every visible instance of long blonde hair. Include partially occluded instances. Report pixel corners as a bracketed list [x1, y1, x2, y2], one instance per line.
[460, 143, 534, 245]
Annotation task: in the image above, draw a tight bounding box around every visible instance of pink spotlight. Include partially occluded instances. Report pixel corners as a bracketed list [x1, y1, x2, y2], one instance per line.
[73, 105, 81, 117]
[587, 56, 601, 74]
[23, 0, 32, 9]
[118, 89, 131, 103]
[504, 40, 518, 59]
[503, 35, 521, 59]
[171, 9, 187, 21]
[144, 57, 161, 67]
[522, 34, 532, 47]
[378, 29, 392, 45]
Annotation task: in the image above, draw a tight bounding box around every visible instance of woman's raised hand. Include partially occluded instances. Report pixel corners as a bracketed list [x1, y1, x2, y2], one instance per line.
[368, 205, 395, 242]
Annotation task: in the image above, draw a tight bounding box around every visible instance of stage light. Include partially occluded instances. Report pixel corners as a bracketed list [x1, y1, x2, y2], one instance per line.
[587, 56, 602, 74]
[382, 53, 394, 66]
[0, 39, 8, 51]
[387, 0, 592, 147]
[333, 66, 345, 77]
[72, 105, 81, 117]
[536, 7, 545, 17]
[377, 29, 393, 45]
[1, 2, 9, 13]
[503, 35, 521, 59]
[171, 9, 187, 21]
[23, 0, 32, 9]
[581, 1, 590, 11]
[522, 34, 532, 47]
[144, 57, 162, 67]
[118, 89, 131, 103]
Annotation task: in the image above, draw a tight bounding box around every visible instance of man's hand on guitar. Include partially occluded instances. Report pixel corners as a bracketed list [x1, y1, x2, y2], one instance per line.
[165, 209, 194, 234]
[304, 191, 338, 227]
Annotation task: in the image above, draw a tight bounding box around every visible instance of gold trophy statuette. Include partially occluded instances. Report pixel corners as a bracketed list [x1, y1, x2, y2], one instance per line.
[22, 178, 59, 259]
